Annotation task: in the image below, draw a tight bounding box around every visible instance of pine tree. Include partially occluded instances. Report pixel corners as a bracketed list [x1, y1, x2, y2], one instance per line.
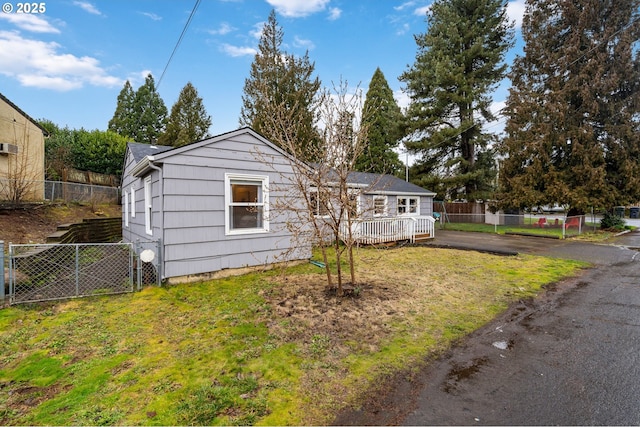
[356, 68, 403, 175]
[239, 10, 321, 161]
[399, 0, 513, 200]
[132, 74, 168, 144]
[108, 80, 136, 138]
[158, 82, 212, 147]
[498, 0, 640, 211]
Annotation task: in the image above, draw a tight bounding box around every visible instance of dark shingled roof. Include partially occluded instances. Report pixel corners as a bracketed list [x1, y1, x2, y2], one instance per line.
[127, 142, 174, 162]
[126, 140, 434, 196]
[346, 171, 435, 195]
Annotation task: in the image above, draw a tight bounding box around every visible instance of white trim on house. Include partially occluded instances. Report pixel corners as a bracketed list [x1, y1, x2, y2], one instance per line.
[224, 173, 270, 236]
[144, 176, 152, 235]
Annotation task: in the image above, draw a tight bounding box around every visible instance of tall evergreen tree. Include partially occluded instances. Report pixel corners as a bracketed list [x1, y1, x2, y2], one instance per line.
[108, 80, 136, 138]
[133, 74, 168, 144]
[239, 10, 321, 161]
[399, 0, 513, 200]
[158, 82, 212, 147]
[498, 0, 640, 212]
[356, 68, 403, 175]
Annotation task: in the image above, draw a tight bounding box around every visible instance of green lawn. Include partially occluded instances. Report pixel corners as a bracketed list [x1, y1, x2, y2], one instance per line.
[0, 246, 587, 425]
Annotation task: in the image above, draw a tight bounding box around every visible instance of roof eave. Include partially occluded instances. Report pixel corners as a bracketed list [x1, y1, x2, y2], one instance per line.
[131, 156, 156, 177]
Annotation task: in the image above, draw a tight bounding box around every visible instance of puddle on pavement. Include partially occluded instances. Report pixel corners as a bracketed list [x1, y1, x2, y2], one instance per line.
[492, 341, 509, 350]
[492, 339, 515, 350]
[443, 357, 489, 394]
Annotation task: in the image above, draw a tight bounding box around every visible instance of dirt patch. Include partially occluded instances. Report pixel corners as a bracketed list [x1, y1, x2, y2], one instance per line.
[0, 203, 121, 245]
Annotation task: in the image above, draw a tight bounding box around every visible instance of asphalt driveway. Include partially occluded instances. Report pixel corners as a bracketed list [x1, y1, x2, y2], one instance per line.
[334, 229, 640, 425]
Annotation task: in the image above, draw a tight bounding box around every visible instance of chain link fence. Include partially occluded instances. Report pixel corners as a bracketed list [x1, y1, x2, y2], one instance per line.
[2, 240, 160, 305]
[436, 212, 598, 238]
[0, 178, 119, 204]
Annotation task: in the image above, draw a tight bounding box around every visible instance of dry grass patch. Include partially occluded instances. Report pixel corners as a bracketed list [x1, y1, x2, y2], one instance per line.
[263, 246, 586, 424]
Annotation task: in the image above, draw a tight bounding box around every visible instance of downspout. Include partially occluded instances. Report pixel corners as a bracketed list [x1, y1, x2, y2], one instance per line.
[147, 161, 165, 281]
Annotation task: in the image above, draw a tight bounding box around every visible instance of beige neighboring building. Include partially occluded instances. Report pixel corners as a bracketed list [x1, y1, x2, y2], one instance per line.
[0, 93, 48, 202]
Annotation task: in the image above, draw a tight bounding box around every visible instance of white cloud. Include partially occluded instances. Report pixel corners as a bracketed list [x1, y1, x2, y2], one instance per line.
[293, 35, 315, 50]
[328, 7, 342, 20]
[0, 31, 123, 91]
[396, 23, 410, 36]
[208, 22, 235, 36]
[73, 1, 103, 16]
[414, 5, 432, 16]
[0, 14, 60, 33]
[394, 89, 411, 112]
[486, 99, 507, 133]
[394, 1, 417, 12]
[221, 43, 257, 57]
[125, 70, 152, 87]
[507, 0, 525, 29]
[265, 0, 330, 17]
[140, 12, 162, 21]
[250, 21, 265, 40]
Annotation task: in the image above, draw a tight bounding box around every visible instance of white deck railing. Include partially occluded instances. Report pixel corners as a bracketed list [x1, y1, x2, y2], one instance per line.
[340, 215, 436, 245]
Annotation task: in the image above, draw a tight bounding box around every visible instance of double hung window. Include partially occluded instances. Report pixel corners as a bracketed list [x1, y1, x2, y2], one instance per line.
[225, 174, 269, 234]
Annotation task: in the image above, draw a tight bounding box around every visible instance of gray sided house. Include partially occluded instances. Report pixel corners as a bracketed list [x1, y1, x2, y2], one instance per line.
[121, 127, 311, 282]
[322, 170, 437, 246]
[346, 171, 436, 218]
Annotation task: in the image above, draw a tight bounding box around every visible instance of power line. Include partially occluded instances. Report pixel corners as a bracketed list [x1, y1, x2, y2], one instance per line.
[157, 0, 202, 90]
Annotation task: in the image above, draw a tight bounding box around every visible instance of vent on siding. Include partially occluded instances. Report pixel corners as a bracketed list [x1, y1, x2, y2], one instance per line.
[0, 143, 19, 155]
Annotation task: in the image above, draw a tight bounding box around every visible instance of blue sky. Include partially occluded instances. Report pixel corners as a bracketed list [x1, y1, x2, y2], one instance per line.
[0, 0, 525, 137]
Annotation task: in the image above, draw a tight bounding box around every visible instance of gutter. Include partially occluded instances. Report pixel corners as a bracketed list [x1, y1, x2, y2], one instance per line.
[146, 159, 165, 281]
[131, 155, 155, 177]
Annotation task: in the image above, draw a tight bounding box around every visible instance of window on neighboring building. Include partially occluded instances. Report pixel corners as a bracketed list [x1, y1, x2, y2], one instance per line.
[397, 196, 419, 215]
[144, 176, 152, 235]
[225, 174, 269, 235]
[373, 195, 387, 216]
[310, 188, 330, 217]
[347, 190, 360, 218]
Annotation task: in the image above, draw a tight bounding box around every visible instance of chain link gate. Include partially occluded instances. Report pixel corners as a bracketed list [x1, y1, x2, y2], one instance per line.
[2, 241, 160, 305]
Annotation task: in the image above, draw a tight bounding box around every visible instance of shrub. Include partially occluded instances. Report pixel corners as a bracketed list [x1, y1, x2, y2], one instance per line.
[600, 210, 626, 231]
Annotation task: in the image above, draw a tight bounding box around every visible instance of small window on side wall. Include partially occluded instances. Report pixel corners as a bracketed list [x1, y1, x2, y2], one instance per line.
[225, 174, 269, 235]
[144, 176, 152, 235]
[124, 191, 129, 227]
[310, 189, 330, 217]
[131, 186, 136, 218]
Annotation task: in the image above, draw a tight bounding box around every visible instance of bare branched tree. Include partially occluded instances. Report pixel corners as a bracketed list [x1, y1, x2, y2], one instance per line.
[1, 125, 43, 205]
[255, 79, 382, 296]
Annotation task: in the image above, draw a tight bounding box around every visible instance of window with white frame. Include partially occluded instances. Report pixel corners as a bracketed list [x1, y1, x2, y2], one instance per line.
[124, 191, 129, 227]
[310, 188, 330, 217]
[397, 196, 419, 215]
[347, 190, 360, 218]
[130, 186, 136, 218]
[144, 176, 152, 235]
[373, 195, 387, 216]
[225, 174, 269, 234]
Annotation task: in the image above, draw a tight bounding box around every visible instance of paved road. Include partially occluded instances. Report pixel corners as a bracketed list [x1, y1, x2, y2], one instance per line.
[335, 230, 640, 425]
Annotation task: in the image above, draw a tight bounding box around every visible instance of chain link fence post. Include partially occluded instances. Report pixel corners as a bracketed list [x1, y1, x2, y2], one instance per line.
[1, 240, 4, 302]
